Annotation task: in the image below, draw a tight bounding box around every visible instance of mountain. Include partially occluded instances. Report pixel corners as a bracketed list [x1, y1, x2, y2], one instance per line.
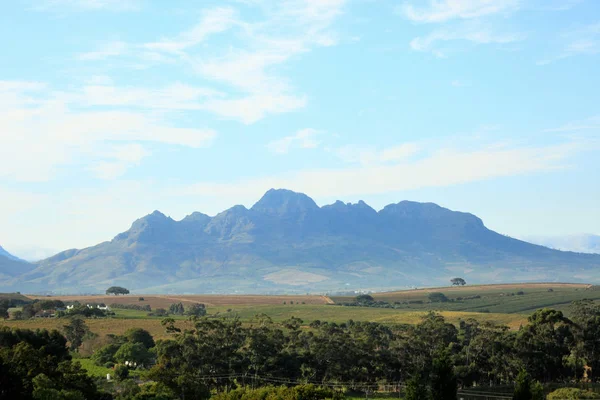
[0, 245, 35, 280]
[523, 234, 600, 255]
[4, 189, 600, 294]
[0, 245, 22, 261]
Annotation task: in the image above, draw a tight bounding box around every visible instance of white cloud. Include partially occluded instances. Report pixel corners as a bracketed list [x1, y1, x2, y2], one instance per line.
[410, 25, 524, 55]
[75, 1, 347, 123]
[538, 22, 600, 65]
[400, 0, 520, 23]
[336, 143, 419, 166]
[144, 7, 238, 53]
[32, 0, 140, 12]
[543, 115, 600, 133]
[78, 41, 128, 60]
[267, 128, 322, 154]
[0, 82, 216, 182]
[180, 140, 582, 206]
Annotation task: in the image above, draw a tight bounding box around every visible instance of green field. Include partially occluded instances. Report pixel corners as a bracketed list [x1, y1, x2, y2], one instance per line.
[2, 283, 598, 338]
[332, 283, 597, 315]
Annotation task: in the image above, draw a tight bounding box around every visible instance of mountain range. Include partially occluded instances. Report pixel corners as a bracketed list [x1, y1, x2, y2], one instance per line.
[2, 189, 600, 294]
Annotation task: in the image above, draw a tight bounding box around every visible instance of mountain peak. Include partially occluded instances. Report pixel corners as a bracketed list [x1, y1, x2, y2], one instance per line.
[0, 245, 22, 262]
[251, 189, 319, 215]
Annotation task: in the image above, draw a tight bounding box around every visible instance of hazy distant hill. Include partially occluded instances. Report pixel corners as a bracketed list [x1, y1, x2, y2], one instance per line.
[524, 234, 600, 255]
[3, 189, 600, 294]
[0, 246, 35, 280]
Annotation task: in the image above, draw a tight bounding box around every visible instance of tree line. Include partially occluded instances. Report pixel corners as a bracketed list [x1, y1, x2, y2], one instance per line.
[4, 300, 600, 399]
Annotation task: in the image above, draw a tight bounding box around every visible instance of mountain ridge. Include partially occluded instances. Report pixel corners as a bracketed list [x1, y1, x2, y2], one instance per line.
[3, 189, 600, 294]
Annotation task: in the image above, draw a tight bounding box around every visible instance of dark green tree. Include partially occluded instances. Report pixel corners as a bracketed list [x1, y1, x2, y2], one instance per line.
[430, 350, 457, 400]
[125, 327, 155, 349]
[63, 318, 89, 351]
[451, 277, 466, 286]
[513, 369, 532, 400]
[185, 303, 207, 317]
[428, 292, 449, 303]
[404, 373, 429, 400]
[168, 302, 185, 315]
[106, 286, 130, 295]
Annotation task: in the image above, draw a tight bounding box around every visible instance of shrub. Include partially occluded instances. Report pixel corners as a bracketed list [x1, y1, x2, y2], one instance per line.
[110, 303, 151, 312]
[212, 385, 342, 400]
[547, 388, 600, 399]
[138, 297, 145, 301]
[91, 344, 120, 366]
[114, 365, 130, 381]
[428, 292, 449, 303]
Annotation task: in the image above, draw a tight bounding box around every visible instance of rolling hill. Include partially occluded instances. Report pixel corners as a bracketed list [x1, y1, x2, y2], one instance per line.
[3, 189, 600, 294]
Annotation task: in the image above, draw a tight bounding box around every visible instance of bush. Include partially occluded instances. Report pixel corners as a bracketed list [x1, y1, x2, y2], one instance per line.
[114, 364, 130, 381]
[110, 303, 151, 312]
[104, 362, 115, 369]
[212, 385, 342, 400]
[428, 292, 449, 303]
[185, 303, 207, 317]
[138, 297, 145, 301]
[91, 343, 120, 366]
[547, 388, 600, 399]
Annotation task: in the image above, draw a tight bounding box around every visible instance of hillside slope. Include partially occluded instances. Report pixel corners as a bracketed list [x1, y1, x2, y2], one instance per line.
[4, 189, 600, 294]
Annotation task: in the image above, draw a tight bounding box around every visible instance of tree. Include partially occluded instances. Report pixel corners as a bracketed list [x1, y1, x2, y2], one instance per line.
[0, 299, 9, 319]
[105, 286, 130, 295]
[63, 318, 90, 351]
[430, 351, 457, 400]
[404, 373, 429, 400]
[185, 303, 207, 317]
[355, 294, 375, 304]
[428, 292, 449, 303]
[513, 370, 532, 400]
[451, 278, 466, 286]
[125, 327, 155, 349]
[169, 302, 185, 315]
[114, 342, 153, 367]
[114, 364, 130, 381]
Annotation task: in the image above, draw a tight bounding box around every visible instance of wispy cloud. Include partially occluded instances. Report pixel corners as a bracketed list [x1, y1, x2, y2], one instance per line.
[544, 115, 600, 133]
[399, 0, 520, 23]
[32, 0, 140, 12]
[143, 7, 239, 54]
[0, 81, 215, 182]
[399, 1, 523, 56]
[410, 24, 524, 56]
[76, 1, 347, 123]
[179, 139, 584, 207]
[335, 143, 419, 166]
[538, 22, 600, 65]
[267, 128, 323, 154]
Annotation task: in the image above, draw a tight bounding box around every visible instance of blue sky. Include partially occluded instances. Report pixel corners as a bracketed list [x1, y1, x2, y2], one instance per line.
[1, 0, 599, 259]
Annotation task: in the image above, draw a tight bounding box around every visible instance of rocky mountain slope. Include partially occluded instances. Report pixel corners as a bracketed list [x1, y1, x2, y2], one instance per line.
[3, 189, 600, 294]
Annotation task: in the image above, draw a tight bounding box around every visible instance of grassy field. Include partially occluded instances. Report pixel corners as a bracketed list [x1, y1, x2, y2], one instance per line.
[2, 283, 597, 338]
[332, 283, 598, 315]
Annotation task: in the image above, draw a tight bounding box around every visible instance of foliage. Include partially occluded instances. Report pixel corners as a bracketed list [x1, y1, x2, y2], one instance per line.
[110, 303, 151, 312]
[355, 294, 374, 304]
[125, 328, 155, 349]
[115, 364, 130, 381]
[428, 292, 449, 303]
[185, 303, 207, 317]
[547, 388, 600, 399]
[114, 342, 153, 366]
[430, 350, 457, 400]
[91, 344, 121, 366]
[168, 303, 185, 316]
[212, 385, 342, 400]
[0, 326, 106, 399]
[404, 373, 429, 400]
[63, 318, 90, 351]
[451, 278, 466, 286]
[106, 287, 130, 296]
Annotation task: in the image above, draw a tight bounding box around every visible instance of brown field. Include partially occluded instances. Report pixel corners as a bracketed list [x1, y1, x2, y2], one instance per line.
[28, 294, 332, 308]
[0, 317, 186, 340]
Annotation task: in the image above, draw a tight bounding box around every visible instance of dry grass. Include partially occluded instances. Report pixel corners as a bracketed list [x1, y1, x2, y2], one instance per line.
[0, 317, 186, 340]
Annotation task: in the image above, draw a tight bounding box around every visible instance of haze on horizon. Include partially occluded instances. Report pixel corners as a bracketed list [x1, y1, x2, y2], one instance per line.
[1, 0, 599, 260]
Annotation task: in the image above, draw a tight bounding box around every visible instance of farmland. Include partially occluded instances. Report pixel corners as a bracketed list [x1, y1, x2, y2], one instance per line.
[2, 283, 597, 337]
